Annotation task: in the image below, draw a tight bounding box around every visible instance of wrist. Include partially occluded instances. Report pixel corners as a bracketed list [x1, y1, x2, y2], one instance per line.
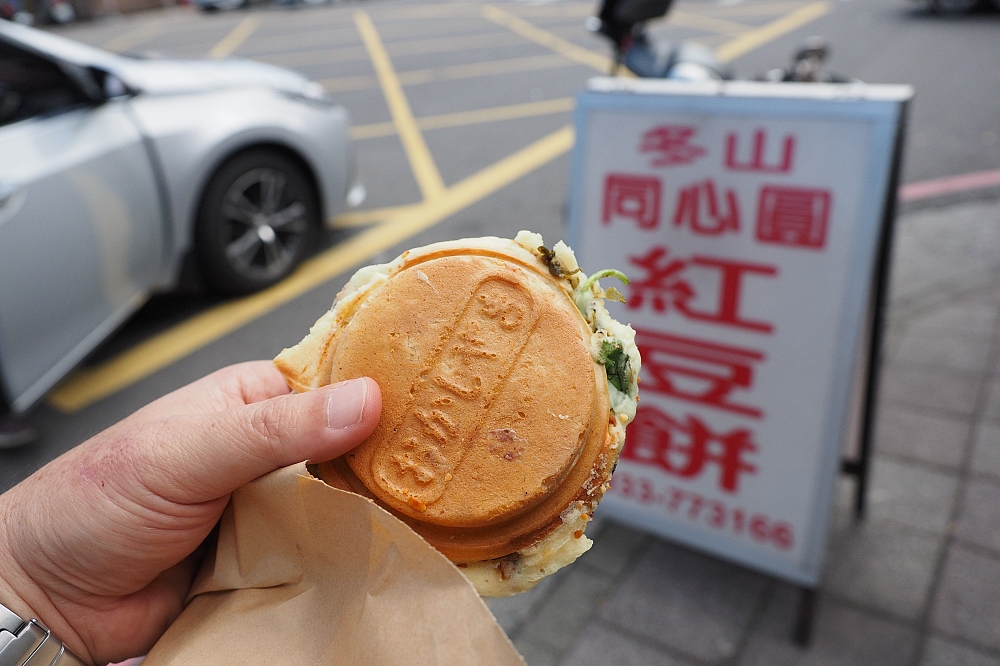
[0, 498, 90, 664]
[0, 597, 88, 665]
[0, 518, 45, 631]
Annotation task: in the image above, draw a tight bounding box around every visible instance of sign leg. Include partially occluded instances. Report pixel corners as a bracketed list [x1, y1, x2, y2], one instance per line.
[792, 586, 818, 647]
[852, 97, 910, 523]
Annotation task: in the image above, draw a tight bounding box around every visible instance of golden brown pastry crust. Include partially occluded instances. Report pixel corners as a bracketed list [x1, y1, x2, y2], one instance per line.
[276, 236, 631, 595]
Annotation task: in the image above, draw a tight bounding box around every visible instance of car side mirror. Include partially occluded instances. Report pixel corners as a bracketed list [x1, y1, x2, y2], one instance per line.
[53, 60, 104, 103]
[100, 72, 131, 99]
[85, 67, 137, 102]
[55, 62, 136, 104]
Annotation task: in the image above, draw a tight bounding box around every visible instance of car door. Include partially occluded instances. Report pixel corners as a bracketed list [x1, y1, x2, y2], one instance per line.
[0, 37, 164, 413]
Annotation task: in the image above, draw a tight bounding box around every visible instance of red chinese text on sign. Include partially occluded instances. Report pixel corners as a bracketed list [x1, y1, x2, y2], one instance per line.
[626, 246, 693, 312]
[602, 174, 661, 229]
[673, 180, 740, 236]
[635, 327, 765, 418]
[622, 405, 759, 493]
[756, 186, 832, 249]
[725, 130, 795, 173]
[641, 125, 707, 167]
[628, 247, 778, 333]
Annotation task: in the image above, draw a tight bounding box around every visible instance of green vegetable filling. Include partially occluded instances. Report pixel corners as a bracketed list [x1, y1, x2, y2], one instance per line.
[579, 269, 629, 294]
[599, 339, 630, 394]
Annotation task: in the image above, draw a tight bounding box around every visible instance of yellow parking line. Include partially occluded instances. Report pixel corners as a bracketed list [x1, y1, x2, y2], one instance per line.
[233, 26, 360, 55]
[259, 45, 368, 67]
[354, 11, 445, 201]
[208, 15, 261, 59]
[701, 1, 811, 17]
[349, 97, 576, 140]
[668, 10, 754, 37]
[401, 53, 572, 85]
[323, 75, 378, 93]
[261, 32, 524, 68]
[321, 54, 574, 93]
[331, 203, 420, 227]
[482, 5, 616, 75]
[388, 30, 522, 57]
[512, 4, 594, 18]
[419, 97, 575, 131]
[714, 1, 832, 63]
[370, 3, 478, 20]
[48, 126, 574, 412]
[100, 17, 169, 53]
[349, 120, 397, 140]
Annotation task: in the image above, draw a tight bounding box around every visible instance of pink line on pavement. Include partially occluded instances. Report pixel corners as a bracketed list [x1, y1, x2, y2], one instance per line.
[899, 168, 1000, 202]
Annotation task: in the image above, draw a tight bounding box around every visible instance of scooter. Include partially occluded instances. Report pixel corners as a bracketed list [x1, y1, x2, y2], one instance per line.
[586, 0, 732, 81]
[756, 37, 856, 84]
[588, 0, 854, 85]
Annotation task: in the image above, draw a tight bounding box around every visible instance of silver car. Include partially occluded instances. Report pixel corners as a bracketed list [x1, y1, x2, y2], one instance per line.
[0, 21, 360, 414]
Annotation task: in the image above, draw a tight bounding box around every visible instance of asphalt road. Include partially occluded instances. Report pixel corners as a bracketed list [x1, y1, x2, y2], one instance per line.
[2, 0, 999, 491]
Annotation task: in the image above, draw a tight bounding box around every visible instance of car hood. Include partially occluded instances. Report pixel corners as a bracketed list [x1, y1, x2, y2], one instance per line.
[0, 20, 318, 98]
[109, 57, 315, 96]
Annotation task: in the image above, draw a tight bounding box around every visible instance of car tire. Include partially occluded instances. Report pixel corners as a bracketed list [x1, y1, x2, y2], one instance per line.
[196, 149, 318, 296]
[928, 0, 981, 13]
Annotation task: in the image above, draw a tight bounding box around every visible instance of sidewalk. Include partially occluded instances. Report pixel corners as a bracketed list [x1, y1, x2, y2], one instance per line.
[487, 194, 1000, 666]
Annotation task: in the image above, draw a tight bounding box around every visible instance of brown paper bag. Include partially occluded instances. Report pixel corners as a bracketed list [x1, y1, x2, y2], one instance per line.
[142, 463, 525, 666]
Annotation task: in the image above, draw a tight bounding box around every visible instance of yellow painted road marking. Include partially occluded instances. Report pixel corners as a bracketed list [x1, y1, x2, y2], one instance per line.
[714, 1, 832, 63]
[321, 54, 574, 93]
[100, 17, 169, 53]
[208, 15, 261, 59]
[231, 25, 360, 55]
[349, 97, 576, 141]
[331, 204, 421, 228]
[512, 4, 594, 18]
[400, 53, 572, 85]
[261, 45, 368, 67]
[261, 31, 524, 68]
[668, 10, 753, 37]
[48, 126, 574, 412]
[354, 11, 445, 201]
[349, 121, 425, 140]
[482, 5, 617, 75]
[701, 1, 811, 17]
[368, 3, 479, 20]
[242, 15, 504, 56]
[323, 75, 378, 93]
[418, 96, 575, 129]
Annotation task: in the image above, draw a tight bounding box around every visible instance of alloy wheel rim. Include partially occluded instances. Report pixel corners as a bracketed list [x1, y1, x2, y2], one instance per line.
[220, 168, 308, 281]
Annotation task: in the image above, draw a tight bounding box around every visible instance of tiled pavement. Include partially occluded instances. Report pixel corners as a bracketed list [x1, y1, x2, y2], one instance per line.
[486, 195, 1000, 666]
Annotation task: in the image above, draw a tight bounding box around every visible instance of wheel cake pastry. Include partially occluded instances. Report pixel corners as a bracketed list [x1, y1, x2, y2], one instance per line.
[274, 231, 640, 596]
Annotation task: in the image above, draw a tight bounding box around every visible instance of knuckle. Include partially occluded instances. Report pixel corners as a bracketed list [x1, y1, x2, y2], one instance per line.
[246, 399, 289, 464]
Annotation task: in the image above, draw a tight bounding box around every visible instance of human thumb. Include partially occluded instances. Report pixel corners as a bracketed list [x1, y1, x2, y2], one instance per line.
[140, 378, 381, 504]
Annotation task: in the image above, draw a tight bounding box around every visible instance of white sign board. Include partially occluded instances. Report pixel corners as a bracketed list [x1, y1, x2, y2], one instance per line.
[569, 78, 911, 586]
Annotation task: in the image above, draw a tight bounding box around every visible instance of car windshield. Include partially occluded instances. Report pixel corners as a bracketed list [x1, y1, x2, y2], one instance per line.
[0, 39, 88, 126]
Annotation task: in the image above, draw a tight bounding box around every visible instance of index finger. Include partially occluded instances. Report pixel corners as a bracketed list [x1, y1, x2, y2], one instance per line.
[126, 361, 293, 423]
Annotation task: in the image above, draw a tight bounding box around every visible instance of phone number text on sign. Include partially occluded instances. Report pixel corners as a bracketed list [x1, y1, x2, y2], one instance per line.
[609, 470, 795, 552]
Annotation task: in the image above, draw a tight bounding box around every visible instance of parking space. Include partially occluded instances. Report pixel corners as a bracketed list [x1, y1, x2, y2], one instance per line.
[2, 0, 830, 462]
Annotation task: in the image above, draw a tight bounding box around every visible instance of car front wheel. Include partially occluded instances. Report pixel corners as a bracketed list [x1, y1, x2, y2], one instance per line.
[196, 149, 318, 296]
